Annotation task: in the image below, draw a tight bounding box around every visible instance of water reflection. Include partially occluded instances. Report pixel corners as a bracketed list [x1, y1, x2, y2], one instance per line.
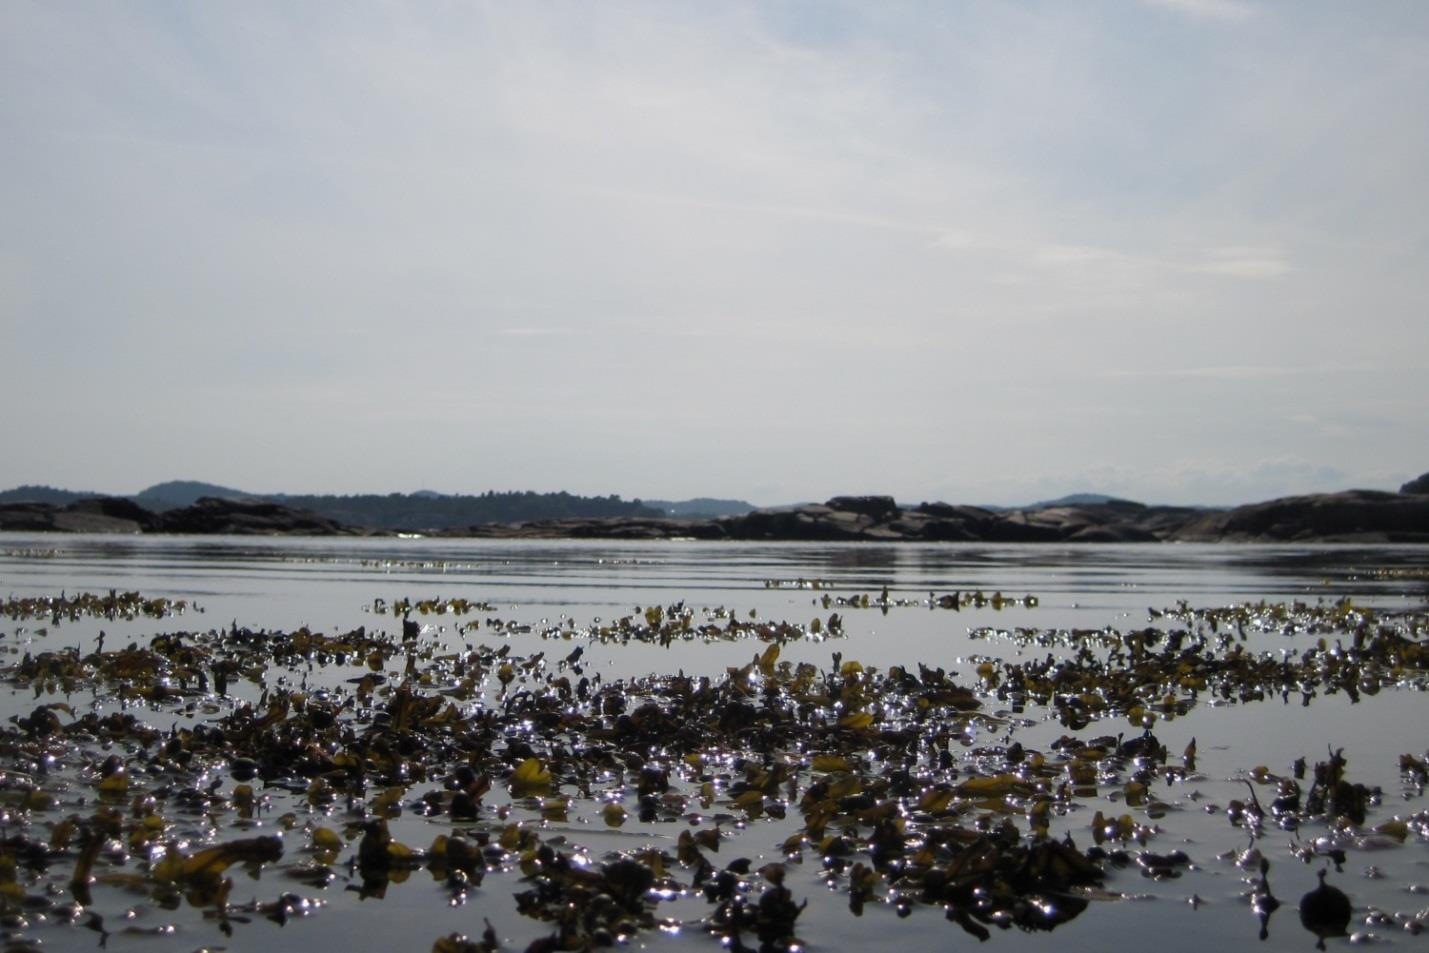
[0, 535, 1426, 953]
[1298, 870, 1353, 950]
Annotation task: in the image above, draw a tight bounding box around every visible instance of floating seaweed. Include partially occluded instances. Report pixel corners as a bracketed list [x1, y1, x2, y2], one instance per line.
[0, 586, 1423, 951]
[818, 589, 1039, 612]
[1, 589, 190, 624]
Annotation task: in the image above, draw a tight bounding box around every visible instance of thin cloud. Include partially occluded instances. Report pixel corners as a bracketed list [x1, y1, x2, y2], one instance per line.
[1138, 0, 1256, 22]
[934, 235, 1288, 280]
[1190, 246, 1291, 278]
[575, 183, 943, 237]
[1102, 364, 1380, 381]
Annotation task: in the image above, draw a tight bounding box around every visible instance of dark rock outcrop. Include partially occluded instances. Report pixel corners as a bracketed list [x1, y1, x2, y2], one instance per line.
[0, 502, 68, 532]
[0, 496, 155, 534]
[68, 496, 158, 526]
[726, 505, 871, 541]
[713, 497, 1182, 543]
[704, 492, 1429, 543]
[1174, 490, 1429, 543]
[158, 497, 360, 536]
[1403, 472, 1429, 495]
[824, 495, 900, 521]
[0, 496, 362, 536]
[455, 516, 727, 541]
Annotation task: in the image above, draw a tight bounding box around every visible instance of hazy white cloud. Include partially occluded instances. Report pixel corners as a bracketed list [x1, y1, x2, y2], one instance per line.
[1138, 0, 1256, 22]
[1191, 245, 1291, 278]
[1103, 362, 1387, 381]
[1, 1, 1426, 505]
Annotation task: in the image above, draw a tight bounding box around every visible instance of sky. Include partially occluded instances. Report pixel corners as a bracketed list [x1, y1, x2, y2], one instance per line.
[3, 1, 1427, 507]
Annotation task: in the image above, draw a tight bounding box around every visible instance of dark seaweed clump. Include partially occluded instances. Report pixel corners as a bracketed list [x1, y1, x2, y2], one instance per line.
[0, 590, 1424, 951]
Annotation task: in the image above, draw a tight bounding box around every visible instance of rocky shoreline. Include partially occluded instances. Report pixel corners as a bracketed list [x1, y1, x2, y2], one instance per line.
[4, 488, 1429, 543]
[0, 496, 356, 537]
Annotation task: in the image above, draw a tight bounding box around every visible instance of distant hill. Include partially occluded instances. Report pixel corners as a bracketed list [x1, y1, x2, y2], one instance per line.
[970, 493, 1144, 512]
[133, 480, 252, 511]
[643, 497, 756, 518]
[0, 482, 665, 529]
[0, 484, 100, 505]
[268, 490, 663, 530]
[1027, 493, 1142, 509]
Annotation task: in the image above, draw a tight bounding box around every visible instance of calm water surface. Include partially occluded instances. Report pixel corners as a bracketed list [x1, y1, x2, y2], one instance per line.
[2, 535, 1427, 953]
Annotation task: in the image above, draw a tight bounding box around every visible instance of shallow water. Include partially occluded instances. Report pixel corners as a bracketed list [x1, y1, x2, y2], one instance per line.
[2, 535, 1427, 952]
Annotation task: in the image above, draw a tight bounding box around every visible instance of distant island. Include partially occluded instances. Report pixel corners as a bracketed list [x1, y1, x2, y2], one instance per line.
[2, 475, 1427, 543]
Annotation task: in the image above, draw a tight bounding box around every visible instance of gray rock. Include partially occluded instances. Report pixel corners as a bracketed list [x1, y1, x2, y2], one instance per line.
[824, 495, 900, 521]
[0, 502, 66, 532]
[1173, 490, 1429, 542]
[1065, 524, 1159, 543]
[0, 497, 151, 534]
[1402, 471, 1429, 495]
[158, 497, 358, 536]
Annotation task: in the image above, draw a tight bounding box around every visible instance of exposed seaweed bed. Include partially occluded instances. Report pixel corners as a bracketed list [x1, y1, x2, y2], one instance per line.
[0, 540, 1427, 953]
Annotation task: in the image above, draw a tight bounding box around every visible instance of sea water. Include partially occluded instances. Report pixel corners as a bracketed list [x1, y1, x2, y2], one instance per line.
[1, 535, 1427, 952]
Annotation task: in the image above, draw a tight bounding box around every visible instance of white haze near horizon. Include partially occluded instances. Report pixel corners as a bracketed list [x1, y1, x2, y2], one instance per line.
[2, 1, 1427, 508]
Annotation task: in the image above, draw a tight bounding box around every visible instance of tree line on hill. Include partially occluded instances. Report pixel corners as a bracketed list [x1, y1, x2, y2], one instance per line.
[0, 482, 673, 531]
